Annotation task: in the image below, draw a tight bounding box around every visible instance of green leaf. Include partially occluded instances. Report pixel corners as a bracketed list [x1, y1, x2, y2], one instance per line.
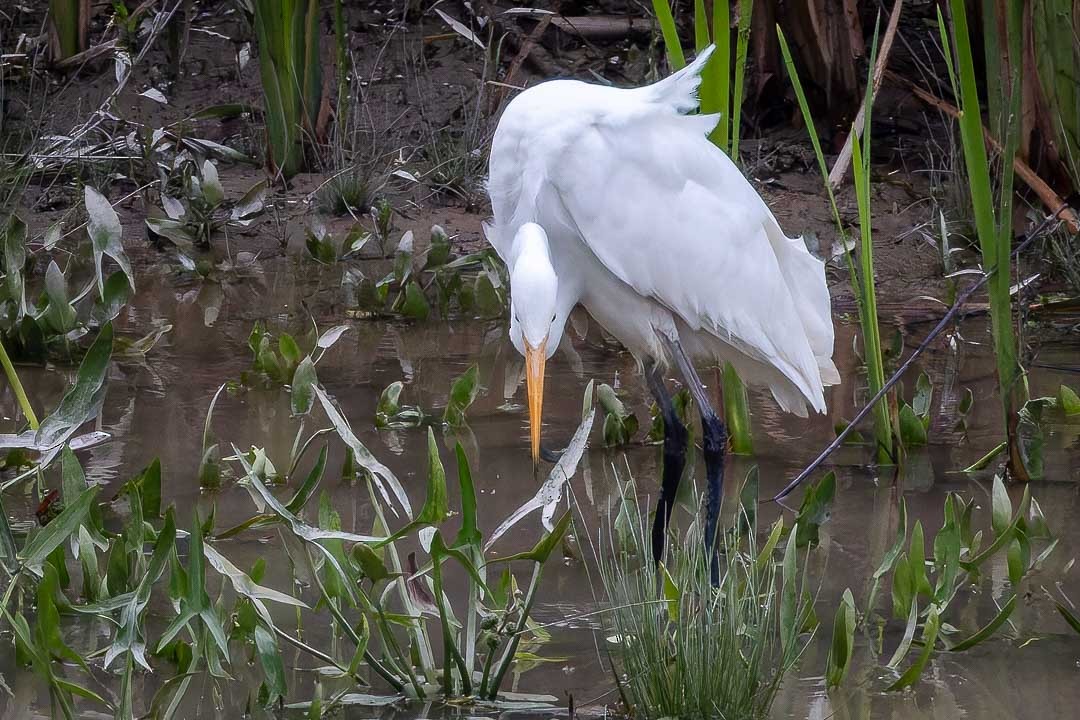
[43, 260, 77, 332]
[780, 525, 798, 654]
[200, 159, 225, 206]
[888, 605, 940, 690]
[886, 598, 919, 668]
[92, 270, 132, 324]
[285, 444, 327, 514]
[597, 383, 638, 446]
[400, 281, 430, 320]
[291, 356, 318, 415]
[19, 487, 99, 574]
[991, 475, 1012, 536]
[351, 543, 390, 583]
[909, 521, 932, 597]
[826, 588, 856, 687]
[452, 443, 481, 549]
[1060, 385, 1080, 416]
[891, 553, 914, 620]
[493, 510, 573, 564]
[660, 562, 680, 622]
[1056, 603, 1080, 635]
[443, 364, 479, 427]
[899, 403, 928, 446]
[314, 385, 411, 517]
[35, 323, 114, 448]
[278, 333, 303, 373]
[913, 372, 934, 418]
[794, 472, 835, 547]
[85, 186, 134, 298]
[254, 624, 287, 705]
[948, 595, 1017, 651]
[651, 0, 685, 69]
[376, 428, 448, 545]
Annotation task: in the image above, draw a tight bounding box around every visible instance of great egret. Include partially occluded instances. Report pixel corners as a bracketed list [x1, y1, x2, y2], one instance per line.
[484, 45, 838, 562]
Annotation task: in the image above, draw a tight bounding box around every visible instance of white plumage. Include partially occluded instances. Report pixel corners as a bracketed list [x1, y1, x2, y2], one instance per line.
[485, 46, 837, 440]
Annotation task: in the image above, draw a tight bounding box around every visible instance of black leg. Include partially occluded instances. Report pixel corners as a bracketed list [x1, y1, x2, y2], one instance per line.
[645, 363, 688, 565]
[665, 338, 726, 581]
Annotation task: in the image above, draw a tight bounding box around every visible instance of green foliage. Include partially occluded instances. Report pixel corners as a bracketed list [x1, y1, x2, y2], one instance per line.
[443, 364, 480, 427]
[48, 0, 89, 61]
[252, 0, 322, 177]
[146, 159, 266, 250]
[601, 489, 814, 720]
[779, 25, 898, 463]
[837, 478, 1056, 690]
[597, 383, 639, 446]
[939, 1, 1030, 475]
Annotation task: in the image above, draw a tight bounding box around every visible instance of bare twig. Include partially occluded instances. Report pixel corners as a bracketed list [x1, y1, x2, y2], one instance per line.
[772, 210, 1066, 503]
[827, 0, 904, 190]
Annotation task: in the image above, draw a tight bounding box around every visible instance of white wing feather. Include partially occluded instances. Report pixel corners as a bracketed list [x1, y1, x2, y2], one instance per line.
[487, 48, 836, 414]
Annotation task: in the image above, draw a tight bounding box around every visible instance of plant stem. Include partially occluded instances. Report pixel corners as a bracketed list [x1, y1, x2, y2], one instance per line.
[486, 562, 543, 699]
[0, 339, 38, 429]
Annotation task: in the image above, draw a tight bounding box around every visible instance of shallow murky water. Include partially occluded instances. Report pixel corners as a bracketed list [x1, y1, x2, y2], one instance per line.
[2, 254, 1078, 718]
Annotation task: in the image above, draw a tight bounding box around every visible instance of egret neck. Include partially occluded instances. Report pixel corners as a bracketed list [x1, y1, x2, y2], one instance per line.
[508, 223, 567, 464]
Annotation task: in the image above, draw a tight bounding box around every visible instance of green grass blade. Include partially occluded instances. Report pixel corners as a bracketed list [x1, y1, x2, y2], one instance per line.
[651, 0, 685, 70]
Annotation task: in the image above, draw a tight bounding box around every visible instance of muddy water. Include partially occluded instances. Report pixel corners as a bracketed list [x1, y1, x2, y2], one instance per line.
[2, 254, 1079, 719]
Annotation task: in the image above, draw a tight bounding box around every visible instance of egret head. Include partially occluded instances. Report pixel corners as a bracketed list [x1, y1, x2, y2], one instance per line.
[508, 223, 560, 464]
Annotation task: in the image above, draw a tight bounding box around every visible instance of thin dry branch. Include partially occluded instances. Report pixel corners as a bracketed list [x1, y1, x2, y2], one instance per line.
[827, 0, 904, 190]
[889, 70, 1080, 235]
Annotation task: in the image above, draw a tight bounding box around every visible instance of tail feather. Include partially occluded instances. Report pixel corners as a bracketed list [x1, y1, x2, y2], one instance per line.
[644, 44, 716, 114]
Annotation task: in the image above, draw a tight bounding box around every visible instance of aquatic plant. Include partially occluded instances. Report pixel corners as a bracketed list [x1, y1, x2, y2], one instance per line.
[47, 0, 90, 62]
[1, 187, 135, 360]
[826, 476, 1058, 690]
[600, 475, 814, 720]
[146, 157, 267, 250]
[937, 1, 1031, 478]
[653, 0, 756, 454]
[251, 0, 323, 178]
[779, 23, 898, 463]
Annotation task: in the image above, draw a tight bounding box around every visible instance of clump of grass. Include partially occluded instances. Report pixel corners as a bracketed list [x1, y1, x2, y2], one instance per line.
[600, 486, 813, 720]
[251, 0, 322, 178]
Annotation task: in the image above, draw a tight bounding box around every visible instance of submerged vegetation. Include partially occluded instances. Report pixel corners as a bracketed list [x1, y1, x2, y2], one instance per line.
[1, 1, 1079, 718]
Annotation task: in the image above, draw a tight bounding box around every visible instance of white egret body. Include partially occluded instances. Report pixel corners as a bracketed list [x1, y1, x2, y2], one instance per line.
[484, 46, 838, 560]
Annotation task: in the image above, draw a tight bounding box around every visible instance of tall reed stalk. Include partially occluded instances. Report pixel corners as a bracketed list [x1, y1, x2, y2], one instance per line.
[252, 0, 322, 178]
[941, 0, 1030, 478]
[778, 24, 897, 463]
[654, 0, 756, 454]
[48, 0, 90, 62]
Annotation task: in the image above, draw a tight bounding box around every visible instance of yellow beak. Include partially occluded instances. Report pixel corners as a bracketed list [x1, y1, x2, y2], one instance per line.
[525, 339, 547, 465]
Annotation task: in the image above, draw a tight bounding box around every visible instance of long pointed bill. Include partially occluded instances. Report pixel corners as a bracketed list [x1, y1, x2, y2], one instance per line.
[525, 338, 547, 465]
